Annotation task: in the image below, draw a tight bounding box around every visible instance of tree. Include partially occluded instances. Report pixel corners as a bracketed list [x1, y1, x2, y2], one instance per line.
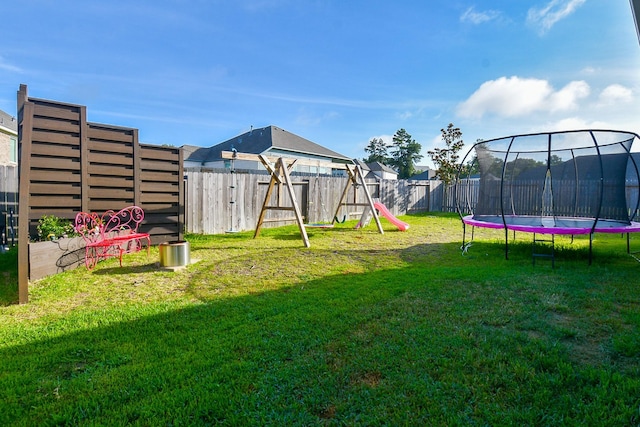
[363, 137, 389, 164]
[427, 123, 464, 185]
[460, 139, 484, 177]
[389, 128, 423, 179]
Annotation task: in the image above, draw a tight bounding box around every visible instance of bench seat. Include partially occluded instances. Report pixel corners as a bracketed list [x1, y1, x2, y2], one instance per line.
[75, 206, 151, 270]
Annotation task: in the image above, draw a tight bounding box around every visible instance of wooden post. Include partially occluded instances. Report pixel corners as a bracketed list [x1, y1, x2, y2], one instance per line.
[253, 155, 310, 247]
[17, 86, 33, 304]
[178, 147, 185, 241]
[333, 165, 383, 234]
[132, 128, 142, 207]
[79, 106, 89, 212]
[254, 160, 278, 238]
[351, 164, 383, 234]
[279, 158, 310, 248]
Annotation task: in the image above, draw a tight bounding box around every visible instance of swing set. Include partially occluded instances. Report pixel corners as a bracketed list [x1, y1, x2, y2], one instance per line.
[305, 168, 348, 228]
[221, 150, 383, 247]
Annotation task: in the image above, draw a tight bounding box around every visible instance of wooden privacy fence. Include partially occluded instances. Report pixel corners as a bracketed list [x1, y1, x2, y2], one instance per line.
[184, 169, 439, 235]
[17, 84, 183, 303]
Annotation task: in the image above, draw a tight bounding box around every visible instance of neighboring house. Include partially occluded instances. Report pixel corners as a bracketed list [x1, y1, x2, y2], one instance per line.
[0, 109, 18, 166]
[353, 159, 398, 180]
[353, 159, 373, 178]
[410, 168, 438, 180]
[183, 125, 352, 175]
[366, 161, 398, 180]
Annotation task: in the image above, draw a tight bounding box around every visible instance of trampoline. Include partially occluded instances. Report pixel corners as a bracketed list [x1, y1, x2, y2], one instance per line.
[454, 129, 640, 264]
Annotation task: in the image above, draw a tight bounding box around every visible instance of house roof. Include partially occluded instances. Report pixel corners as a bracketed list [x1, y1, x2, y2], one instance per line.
[410, 170, 433, 180]
[0, 109, 17, 133]
[183, 125, 352, 164]
[367, 161, 397, 175]
[352, 159, 371, 171]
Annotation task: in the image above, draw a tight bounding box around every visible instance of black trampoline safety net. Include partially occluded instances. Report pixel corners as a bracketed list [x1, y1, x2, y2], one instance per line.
[455, 129, 640, 227]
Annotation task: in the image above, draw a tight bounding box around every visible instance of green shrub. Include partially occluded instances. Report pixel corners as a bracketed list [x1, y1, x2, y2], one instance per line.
[36, 215, 74, 241]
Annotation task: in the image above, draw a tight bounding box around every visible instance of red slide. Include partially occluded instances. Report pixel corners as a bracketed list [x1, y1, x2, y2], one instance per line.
[373, 202, 409, 231]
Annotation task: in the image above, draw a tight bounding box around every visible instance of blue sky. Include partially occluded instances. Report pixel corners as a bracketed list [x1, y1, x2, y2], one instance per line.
[1, 1, 639, 166]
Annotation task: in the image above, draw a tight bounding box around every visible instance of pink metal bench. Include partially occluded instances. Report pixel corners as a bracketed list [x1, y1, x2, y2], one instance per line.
[74, 206, 151, 270]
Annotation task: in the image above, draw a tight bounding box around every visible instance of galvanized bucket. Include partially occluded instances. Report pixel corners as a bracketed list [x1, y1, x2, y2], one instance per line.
[159, 241, 190, 267]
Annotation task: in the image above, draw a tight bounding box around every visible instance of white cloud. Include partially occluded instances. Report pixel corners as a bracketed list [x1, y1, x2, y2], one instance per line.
[397, 111, 414, 120]
[457, 76, 590, 119]
[539, 117, 608, 132]
[294, 108, 339, 126]
[0, 56, 22, 73]
[460, 7, 501, 25]
[526, 0, 587, 35]
[598, 84, 633, 105]
[548, 80, 590, 112]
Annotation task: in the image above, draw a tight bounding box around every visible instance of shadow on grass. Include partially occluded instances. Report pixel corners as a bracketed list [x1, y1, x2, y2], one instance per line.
[1, 265, 439, 425]
[90, 263, 162, 275]
[453, 227, 631, 268]
[2, 240, 639, 425]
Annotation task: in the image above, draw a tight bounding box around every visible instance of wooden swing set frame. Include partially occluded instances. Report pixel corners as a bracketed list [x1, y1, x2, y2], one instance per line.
[221, 151, 383, 247]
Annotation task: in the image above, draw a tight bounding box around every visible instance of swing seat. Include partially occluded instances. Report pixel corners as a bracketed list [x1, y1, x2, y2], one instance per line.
[303, 215, 345, 228]
[304, 223, 334, 228]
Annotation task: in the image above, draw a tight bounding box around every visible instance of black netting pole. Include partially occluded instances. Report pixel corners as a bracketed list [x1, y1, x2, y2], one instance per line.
[589, 131, 604, 236]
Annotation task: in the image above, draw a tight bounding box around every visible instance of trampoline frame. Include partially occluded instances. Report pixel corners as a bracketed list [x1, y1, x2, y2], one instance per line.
[455, 129, 640, 264]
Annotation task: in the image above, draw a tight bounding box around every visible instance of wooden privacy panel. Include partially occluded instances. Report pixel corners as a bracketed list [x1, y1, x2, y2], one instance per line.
[17, 84, 183, 303]
[139, 143, 183, 243]
[85, 123, 137, 212]
[27, 99, 83, 221]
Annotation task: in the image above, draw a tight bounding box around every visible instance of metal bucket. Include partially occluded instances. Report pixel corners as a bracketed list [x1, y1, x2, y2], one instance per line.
[159, 241, 190, 267]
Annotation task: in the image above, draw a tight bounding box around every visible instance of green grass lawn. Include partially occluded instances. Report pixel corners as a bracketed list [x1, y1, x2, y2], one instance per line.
[1, 213, 639, 426]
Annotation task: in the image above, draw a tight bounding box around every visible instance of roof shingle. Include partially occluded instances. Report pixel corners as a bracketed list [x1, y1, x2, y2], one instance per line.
[183, 125, 351, 163]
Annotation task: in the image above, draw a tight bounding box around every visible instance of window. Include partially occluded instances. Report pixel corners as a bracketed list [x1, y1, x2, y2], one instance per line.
[9, 136, 17, 163]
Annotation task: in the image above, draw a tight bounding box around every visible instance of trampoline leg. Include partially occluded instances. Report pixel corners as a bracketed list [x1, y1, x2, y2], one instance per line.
[627, 232, 630, 254]
[462, 223, 467, 247]
[504, 228, 509, 260]
[589, 233, 593, 265]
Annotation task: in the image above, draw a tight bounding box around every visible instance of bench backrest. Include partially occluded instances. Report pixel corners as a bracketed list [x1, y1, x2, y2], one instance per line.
[75, 206, 146, 243]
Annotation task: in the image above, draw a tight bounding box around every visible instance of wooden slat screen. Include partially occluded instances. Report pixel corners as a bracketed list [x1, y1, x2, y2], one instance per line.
[139, 143, 184, 244]
[17, 84, 183, 303]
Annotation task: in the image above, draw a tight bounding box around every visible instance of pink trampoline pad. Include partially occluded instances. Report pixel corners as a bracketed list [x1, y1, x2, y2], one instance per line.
[462, 215, 640, 235]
